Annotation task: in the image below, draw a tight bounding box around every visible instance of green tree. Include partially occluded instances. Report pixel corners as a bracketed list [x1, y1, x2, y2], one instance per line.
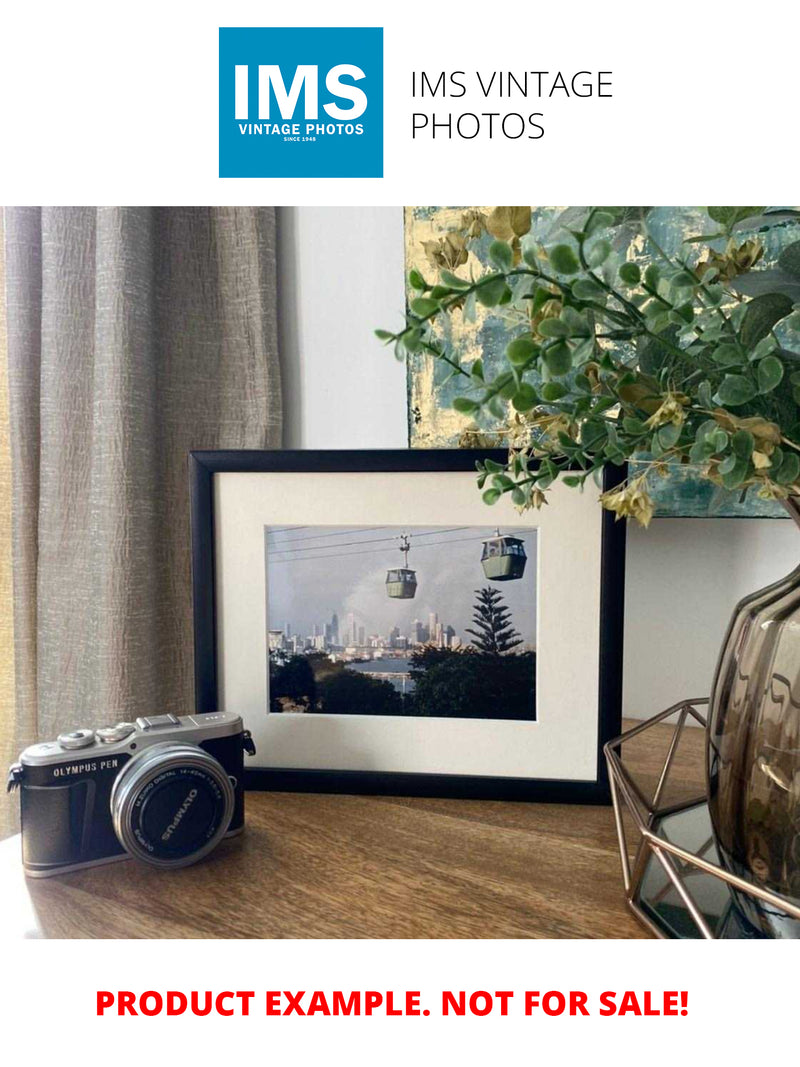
[270, 654, 317, 713]
[408, 646, 535, 720]
[465, 586, 523, 654]
[316, 669, 404, 716]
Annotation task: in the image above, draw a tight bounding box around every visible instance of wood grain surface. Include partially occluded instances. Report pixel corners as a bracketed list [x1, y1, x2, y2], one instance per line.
[0, 719, 705, 939]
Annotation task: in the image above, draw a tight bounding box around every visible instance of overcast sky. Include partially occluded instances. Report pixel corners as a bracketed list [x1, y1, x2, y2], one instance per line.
[264, 525, 537, 648]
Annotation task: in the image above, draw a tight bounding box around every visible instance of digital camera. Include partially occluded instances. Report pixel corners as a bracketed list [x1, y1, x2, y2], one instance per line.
[6, 711, 255, 877]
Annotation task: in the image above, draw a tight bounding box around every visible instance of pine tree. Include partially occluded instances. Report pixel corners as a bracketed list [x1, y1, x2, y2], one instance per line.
[465, 586, 523, 655]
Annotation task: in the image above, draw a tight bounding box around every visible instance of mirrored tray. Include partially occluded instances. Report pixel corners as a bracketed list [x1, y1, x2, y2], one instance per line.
[604, 699, 800, 939]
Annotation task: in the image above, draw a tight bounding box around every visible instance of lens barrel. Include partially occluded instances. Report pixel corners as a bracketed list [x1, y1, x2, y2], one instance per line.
[110, 743, 235, 869]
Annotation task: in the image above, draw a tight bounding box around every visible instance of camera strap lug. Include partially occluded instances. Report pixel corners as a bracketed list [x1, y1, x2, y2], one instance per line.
[242, 730, 256, 757]
[6, 762, 23, 793]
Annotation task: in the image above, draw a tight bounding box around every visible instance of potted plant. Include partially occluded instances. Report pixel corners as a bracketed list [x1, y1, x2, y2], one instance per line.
[377, 206, 800, 936]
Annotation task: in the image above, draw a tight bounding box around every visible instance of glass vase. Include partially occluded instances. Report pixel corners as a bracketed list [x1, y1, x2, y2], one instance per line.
[707, 497, 800, 937]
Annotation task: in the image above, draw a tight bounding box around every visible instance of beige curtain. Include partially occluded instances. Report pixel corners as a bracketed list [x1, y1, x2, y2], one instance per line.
[0, 210, 17, 836]
[1, 207, 281, 837]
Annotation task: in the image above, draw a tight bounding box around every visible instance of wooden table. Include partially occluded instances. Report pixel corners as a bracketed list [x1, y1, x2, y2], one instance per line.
[0, 719, 705, 939]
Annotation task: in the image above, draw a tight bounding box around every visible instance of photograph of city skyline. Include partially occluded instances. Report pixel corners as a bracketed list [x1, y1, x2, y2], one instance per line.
[264, 525, 538, 720]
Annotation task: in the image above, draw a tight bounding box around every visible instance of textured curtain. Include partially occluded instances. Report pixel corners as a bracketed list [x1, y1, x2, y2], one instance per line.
[1, 207, 281, 837]
[0, 210, 17, 836]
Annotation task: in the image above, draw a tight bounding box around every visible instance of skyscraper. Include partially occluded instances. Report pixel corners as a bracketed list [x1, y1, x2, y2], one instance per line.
[331, 612, 339, 644]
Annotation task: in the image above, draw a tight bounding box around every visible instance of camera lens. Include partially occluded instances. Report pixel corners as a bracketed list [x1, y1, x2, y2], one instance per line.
[110, 743, 235, 869]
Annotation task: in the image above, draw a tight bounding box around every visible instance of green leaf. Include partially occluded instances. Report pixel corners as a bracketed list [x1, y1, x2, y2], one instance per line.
[374, 329, 394, 342]
[488, 240, 513, 272]
[644, 264, 660, 290]
[732, 430, 755, 459]
[717, 374, 757, 407]
[512, 383, 538, 412]
[778, 240, 800, 278]
[541, 381, 568, 401]
[776, 451, 800, 485]
[562, 474, 583, 488]
[506, 336, 539, 366]
[618, 262, 641, 286]
[561, 306, 591, 337]
[697, 380, 713, 407]
[542, 341, 573, 376]
[637, 326, 679, 375]
[408, 268, 427, 291]
[476, 276, 510, 308]
[482, 488, 502, 505]
[439, 269, 470, 289]
[581, 419, 608, 449]
[470, 358, 484, 381]
[721, 457, 751, 490]
[410, 297, 439, 318]
[757, 354, 784, 394]
[729, 269, 800, 303]
[484, 458, 503, 473]
[740, 292, 794, 349]
[586, 211, 615, 234]
[572, 278, 605, 300]
[672, 271, 696, 290]
[657, 422, 681, 449]
[709, 428, 729, 453]
[586, 239, 611, 268]
[707, 206, 765, 229]
[712, 343, 745, 367]
[537, 318, 570, 338]
[511, 488, 527, 507]
[520, 235, 540, 269]
[623, 416, 646, 434]
[453, 396, 480, 414]
[403, 328, 422, 354]
[548, 244, 580, 275]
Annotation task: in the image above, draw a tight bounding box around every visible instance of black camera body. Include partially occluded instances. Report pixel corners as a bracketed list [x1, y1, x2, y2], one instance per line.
[7, 712, 255, 877]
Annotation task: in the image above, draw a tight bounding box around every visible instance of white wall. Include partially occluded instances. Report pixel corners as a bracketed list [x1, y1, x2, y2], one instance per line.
[276, 207, 798, 720]
[277, 207, 407, 449]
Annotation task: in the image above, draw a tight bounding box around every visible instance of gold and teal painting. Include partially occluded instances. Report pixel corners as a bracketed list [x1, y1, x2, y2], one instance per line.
[404, 206, 800, 518]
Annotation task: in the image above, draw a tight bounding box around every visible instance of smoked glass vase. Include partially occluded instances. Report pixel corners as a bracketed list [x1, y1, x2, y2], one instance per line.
[707, 497, 800, 938]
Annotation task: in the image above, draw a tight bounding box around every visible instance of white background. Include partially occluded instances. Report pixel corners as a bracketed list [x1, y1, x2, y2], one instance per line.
[1, 0, 797, 1059]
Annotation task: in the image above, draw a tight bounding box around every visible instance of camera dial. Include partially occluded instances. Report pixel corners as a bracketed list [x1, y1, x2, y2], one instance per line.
[96, 722, 137, 744]
[57, 729, 95, 750]
[110, 742, 235, 869]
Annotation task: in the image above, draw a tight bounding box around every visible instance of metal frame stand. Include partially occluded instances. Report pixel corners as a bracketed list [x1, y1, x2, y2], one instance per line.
[604, 698, 800, 938]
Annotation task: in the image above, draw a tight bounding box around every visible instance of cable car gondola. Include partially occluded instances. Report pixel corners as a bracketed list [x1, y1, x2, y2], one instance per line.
[386, 533, 417, 599]
[481, 529, 527, 582]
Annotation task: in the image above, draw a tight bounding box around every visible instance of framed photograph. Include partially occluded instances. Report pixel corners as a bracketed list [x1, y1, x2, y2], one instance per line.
[191, 450, 625, 803]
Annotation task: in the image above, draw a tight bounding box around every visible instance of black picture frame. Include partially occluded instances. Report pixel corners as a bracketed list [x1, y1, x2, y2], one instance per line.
[190, 449, 626, 804]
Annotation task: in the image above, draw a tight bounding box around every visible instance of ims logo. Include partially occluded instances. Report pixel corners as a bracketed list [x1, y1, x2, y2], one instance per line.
[219, 27, 383, 178]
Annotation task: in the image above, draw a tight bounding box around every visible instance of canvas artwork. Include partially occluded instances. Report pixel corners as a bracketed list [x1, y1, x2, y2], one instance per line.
[264, 524, 538, 721]
[404, 206, 800, 518]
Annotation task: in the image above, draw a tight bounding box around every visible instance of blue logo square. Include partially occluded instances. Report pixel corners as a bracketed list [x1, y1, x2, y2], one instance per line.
[219, 27, 383, 178]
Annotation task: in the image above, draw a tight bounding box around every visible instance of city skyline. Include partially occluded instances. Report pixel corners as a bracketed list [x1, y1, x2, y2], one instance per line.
[265, 525, 538, 656]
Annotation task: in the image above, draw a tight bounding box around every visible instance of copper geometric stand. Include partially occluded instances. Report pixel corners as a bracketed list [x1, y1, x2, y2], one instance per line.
[604, 698, 800, 938]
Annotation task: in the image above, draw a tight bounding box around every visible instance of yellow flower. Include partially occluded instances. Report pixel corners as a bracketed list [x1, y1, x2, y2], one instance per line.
[697, 238, 764, 283]
[600, 475, 655, 528]
[645, 393, 687, 430]
[422, 232, 469, 272]
[516, 487, 548, 514]
[459, 210, 487, 239]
